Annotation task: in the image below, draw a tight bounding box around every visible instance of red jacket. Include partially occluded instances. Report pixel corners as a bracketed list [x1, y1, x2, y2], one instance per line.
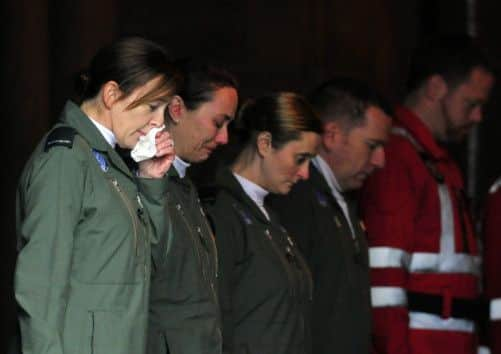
[483, 178, 501, 354]
[361, 107, 480, 354]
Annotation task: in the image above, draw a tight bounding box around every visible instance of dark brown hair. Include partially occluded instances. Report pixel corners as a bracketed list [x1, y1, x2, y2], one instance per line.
[233, 92, 323, 151]
[76, 37, 180, 107]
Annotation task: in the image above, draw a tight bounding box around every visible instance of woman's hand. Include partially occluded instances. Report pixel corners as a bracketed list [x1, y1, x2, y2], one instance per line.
[138, 130, 175, 178]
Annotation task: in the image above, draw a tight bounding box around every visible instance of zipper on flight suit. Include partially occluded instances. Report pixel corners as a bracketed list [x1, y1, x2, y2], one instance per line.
[199, 200, 219, 279]
[176, 202, 219, 302]
[110, 178, 139, 257]
[264, 228, 298, 298]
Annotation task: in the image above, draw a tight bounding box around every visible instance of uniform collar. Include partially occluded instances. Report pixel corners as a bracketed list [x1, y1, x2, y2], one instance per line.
[88, 116, 117, 148]
[233, 172, 270, 219]
[312, 155, 343, 194]
[173, 156, 191, 178]
[395, 106, 449, 160]
[216, 168, 272, 224]
[60, 101, 133, 177]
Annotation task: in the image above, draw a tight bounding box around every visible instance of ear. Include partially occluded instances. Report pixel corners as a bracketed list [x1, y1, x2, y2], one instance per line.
[322, 121, 342, 151]
[256, 131, 273, 157]
[425, 74, 448, 101]
[101, 81, 122, 109]
[166, 95, 185, 124]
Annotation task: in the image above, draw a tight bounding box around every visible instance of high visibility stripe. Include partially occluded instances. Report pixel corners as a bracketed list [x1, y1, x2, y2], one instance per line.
[409, 252, 480, 275]
[409, 312, 474, 332]
[478, 346, 491, 354]
[490, 298, 501, 320]
[369, 247, 410, 268]
[369, 247, 480, 275]
[371, 286, 407, 307]
[438, 185, 455, 258]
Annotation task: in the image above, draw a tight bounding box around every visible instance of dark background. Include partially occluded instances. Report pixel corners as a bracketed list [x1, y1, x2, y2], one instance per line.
[2, 0, 501, 350]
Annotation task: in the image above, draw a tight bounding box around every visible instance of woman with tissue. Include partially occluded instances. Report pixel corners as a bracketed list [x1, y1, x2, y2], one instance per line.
[204, 93, 322, 354]
[147, 60, 238, 354]
[15, 37, 179, 354]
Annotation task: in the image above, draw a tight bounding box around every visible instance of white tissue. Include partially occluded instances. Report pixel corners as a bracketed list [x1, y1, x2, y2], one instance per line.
[130, 125, 165, 162]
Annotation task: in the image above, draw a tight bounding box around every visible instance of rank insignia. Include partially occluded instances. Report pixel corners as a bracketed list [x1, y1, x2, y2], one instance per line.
[92, 149, 109, 172]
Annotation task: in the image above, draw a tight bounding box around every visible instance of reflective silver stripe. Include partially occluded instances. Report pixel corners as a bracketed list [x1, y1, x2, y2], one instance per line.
[438, 185, 455, 259]
[490, 298, 501, 320]
[369, 247, 410, 268]
[409, 252, 480, 275]
[409, 312, 475, 332]
[369, 247, 480, 275]
[478, 346, 491, 354]
[371, 287, 407, 307]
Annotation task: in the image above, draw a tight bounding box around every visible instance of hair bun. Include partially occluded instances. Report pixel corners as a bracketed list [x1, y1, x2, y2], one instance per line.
[74, 69, 91, 100]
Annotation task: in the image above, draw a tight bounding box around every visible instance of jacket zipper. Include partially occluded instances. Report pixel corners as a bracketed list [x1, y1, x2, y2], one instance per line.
[199, 202, 219, 279]
[110, 178, 139, 256]
[264, 228, 297, 298]
[176, 203, 219, 302]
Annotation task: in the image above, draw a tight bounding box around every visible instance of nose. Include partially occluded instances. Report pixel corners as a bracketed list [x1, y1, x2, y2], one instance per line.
[214, 126, 229, 145]
[371, 147, 385, 169]
[297, 161, 310, 181]
[470, 106, 483, 123]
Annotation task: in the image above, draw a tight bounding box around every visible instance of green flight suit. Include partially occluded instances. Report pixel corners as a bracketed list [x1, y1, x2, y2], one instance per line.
[148, 167, 222, 354]
[15, 101, 168, 354]
[204, 169, 313, 354]
[268, 164, 371, 354]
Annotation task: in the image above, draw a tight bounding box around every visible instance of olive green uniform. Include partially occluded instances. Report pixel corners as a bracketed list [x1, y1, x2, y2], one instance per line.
[204, 169, 313, 354]
[15, 101, 168, 354]
[268, 164, 371, 354]
[148, 168, 221, 354]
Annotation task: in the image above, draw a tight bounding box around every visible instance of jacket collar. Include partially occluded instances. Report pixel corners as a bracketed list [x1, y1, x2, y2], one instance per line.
[395, 106, 449, 160]
[216, 168, 273, 224]
[61, 100, 133, 177]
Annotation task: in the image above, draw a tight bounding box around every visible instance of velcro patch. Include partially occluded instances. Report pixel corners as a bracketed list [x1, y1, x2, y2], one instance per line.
[44, 126, 76, 152]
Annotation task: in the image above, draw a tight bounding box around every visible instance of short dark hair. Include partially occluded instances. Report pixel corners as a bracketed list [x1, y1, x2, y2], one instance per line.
[309, 77, 392, 129]
[233, 92, 323, 151]
[76, 37, 180, 107]
[174, 59, 238, 111]
[406, 34, 493, 92]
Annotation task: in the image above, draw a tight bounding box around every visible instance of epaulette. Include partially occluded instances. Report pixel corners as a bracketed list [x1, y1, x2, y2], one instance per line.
[44, 126, 77, 152]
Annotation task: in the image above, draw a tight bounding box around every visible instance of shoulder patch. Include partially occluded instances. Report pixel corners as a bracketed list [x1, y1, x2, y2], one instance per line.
[44, 126, 77, 152]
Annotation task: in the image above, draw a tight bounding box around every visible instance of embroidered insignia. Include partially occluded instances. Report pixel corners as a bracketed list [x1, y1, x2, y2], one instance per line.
[359, 220, 366, 231]
[315, 190, 328, 207]
[334, 216, 342, 228]
[92, 149, 109, 172]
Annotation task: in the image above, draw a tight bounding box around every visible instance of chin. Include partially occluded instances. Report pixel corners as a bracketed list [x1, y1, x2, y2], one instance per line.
[276, 184, 293, 195]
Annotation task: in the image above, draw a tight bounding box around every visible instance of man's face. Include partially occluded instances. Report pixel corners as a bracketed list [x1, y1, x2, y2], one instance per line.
[328, 106, 392, 191]
[442, 67, 494, 142]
